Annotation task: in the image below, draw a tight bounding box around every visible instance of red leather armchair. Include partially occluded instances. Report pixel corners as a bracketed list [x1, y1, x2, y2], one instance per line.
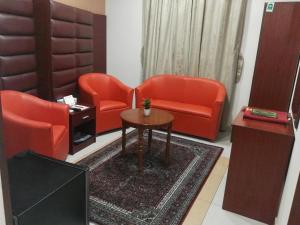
[1, 90, 69, 160]
[136, 75, 226, 140]
[79, 73, 134, 133]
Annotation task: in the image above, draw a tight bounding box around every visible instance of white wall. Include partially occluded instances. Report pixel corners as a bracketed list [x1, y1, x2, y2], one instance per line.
[0, 175, 6, 225]
[231, 0, 265, 117]
[106, 0, 143, 88]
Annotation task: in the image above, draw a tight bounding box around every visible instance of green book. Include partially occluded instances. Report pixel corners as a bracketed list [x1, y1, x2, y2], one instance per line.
[251, 108, 278, 118]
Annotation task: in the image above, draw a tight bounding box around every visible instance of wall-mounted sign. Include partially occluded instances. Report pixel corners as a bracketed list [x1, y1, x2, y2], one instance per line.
[266, 2, 275, 12]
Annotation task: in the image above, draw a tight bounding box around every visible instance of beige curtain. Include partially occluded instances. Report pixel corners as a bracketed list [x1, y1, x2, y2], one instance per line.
[142, 0, 247, 126]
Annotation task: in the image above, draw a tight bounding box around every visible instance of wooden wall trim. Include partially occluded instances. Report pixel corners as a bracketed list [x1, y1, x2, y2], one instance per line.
[93, 14, 106, 73]
[33, 0, 53, 100]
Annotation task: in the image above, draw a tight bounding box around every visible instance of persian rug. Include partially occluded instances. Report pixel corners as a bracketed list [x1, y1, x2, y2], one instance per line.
[78, 130, 223, 225]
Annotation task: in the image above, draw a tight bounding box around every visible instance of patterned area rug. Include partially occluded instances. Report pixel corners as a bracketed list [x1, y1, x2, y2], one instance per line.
[78, 130, 223, 225]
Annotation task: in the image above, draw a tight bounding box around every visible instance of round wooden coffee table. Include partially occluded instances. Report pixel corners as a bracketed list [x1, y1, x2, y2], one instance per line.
[120, 108, 174, 173]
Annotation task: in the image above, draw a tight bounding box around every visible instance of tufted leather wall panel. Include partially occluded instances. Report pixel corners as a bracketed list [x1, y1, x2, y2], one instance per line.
[77, 39, 93, 52]
[0, 1, 33, 16]
[53, 69, 78, 88]
[0, 36, 35, 56]
[0, 0, 105, 99]
[51, 1, 75, 22]
[75, 8, 94, 92]
[50, 1, 77, 99]
[52, 37, 76, 54]
[35, 0, 95, 100]
[0, 0, 38, 95]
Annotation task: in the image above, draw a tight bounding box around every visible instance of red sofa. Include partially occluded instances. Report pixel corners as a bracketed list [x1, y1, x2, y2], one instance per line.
[79, 73, 134, 133]
[1, 90, 69, 160]
[135, 75, 226, 140]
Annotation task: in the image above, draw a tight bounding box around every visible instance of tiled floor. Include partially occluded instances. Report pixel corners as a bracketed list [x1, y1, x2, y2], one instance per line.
[67, 129, 266, 225]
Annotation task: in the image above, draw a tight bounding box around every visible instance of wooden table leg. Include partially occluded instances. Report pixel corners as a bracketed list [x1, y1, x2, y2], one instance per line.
[138, 128, 144, 173]
[148, 129, 152, 151]
[122, 121, 126, 155]
[165, 124, 172, 166]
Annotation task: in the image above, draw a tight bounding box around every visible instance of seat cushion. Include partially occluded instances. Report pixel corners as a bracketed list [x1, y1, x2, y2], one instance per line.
[152, 99, 212, 118]
[52, 125, 67, 144]
[100, 100, 127, 111]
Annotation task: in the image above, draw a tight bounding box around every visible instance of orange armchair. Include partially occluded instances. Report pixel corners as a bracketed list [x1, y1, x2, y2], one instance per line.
[79, 73, 134, 133]
[1, 90, 69, 160]
[136, 75, 226, 140]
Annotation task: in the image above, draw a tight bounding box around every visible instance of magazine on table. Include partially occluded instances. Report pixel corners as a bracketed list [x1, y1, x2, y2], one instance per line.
[70, 104, 89, 111]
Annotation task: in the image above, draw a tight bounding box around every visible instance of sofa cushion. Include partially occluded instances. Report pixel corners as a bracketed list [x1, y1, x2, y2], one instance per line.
[152, 99, 212, 118]
[100, 100, 127, 111]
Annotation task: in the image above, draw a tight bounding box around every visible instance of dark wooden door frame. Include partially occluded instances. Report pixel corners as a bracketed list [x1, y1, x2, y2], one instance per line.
[0, 96, 13, 225]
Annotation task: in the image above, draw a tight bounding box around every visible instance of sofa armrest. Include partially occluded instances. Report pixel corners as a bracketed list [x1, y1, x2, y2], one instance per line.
[3, 112, 54, 157]
[111, 78, 134, 107]
[216, 89, 226, 103]
[135, 82, 153, 108]
[79, 79, 101, 107]
[211, 86, 226, 129]
[44, 102, 69, 126]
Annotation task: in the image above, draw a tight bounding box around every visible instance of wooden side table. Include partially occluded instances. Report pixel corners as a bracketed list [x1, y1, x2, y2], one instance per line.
[223, 111, 295, 224]
[120, 108, 174, 173]
[69, 106, 96, 155]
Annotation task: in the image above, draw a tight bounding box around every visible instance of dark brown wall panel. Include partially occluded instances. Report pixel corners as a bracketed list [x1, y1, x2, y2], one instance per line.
[0, 0, 107, 100]
[93, 14, 106, 73]
[0, 36, 35, 56]
[33, 0, 52, 99]
[249, 3, 300, 111]
[76, 8, 94, 81]
[0, 0, 38, 95]
[51, 1, 77, 99]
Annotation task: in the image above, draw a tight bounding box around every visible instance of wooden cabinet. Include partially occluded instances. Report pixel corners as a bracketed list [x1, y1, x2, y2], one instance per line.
[69, 106, 96, 155]
[223, 111, 294, 224]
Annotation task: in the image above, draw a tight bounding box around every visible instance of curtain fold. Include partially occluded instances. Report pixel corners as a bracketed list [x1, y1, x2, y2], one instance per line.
[142, 0, 248, 126]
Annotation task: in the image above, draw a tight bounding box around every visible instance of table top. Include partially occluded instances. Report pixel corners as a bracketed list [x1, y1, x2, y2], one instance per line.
[120, 108, 174, 128]
[233, 111, 294, 137]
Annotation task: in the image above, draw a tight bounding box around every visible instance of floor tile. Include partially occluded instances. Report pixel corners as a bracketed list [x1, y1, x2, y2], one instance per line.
[183, 199, 211, 225]
[210, 157, 229, 178]
[202, 204, 267, 225]
[67, 128, 134, 163]
[212, 172, 227, 207]
[198, 175, 223, 202]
